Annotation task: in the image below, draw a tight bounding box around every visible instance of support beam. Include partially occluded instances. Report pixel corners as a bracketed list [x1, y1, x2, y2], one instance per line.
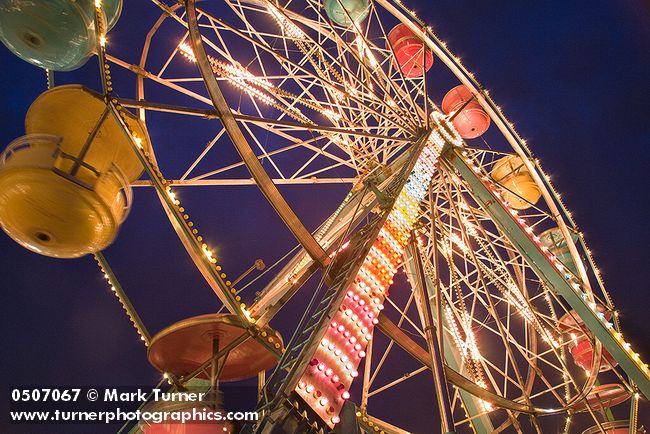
[253, 127, 436, 433]
[402, 246, 494, 433]
[116, 98, 412, 143]
[250, 147, 414, 325]
[185, 0, 328, 266]
[442, 146, 650, 399]
[376, 314, 535, 414]
[358, 412, 411, 434]
[131, 178, 356, 186]
[94, 252, 151, 345]
[108, 102, 249, 321]
[406, 235, 455, 433]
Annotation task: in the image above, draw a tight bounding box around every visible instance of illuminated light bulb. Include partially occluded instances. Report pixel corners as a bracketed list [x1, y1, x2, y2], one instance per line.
[351, 371, 359, 378]
[325, 368, 333, 376]
[359, 351, 366, 358]
[319, 398, 329, 406]
[317, 363, 326, 371]
[298, 381, 306, 389]
[342, 391, 350, 400]
[331, 416, 341, 424]
[306, 384, 315, 393]
[331, 375, 340, 383]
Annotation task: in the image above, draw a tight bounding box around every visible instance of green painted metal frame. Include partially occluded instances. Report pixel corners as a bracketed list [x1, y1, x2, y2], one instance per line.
[442, 146, 650, 400]
[405, 237, 455, 433]
[402, 246, 494, 434]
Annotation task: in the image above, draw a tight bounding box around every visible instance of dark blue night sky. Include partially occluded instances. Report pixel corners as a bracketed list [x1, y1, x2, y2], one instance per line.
[0, 1, 649, 433]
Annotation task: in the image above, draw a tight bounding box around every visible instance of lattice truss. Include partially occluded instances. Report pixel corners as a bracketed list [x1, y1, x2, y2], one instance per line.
[77, 0, 646, 432]
[354, 148, 627, 432]
[114, 0, 435, 188]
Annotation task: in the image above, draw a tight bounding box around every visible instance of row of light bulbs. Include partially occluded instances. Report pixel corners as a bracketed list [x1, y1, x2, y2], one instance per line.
[295, 115, 453, 425]
[463, 150, 650, 384]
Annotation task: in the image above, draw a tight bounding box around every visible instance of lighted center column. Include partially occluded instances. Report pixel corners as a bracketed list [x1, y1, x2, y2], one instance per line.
[295, 113, 462, 426]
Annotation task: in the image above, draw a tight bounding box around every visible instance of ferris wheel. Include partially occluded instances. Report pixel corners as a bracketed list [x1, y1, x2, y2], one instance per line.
[0, 0, 647, 433]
